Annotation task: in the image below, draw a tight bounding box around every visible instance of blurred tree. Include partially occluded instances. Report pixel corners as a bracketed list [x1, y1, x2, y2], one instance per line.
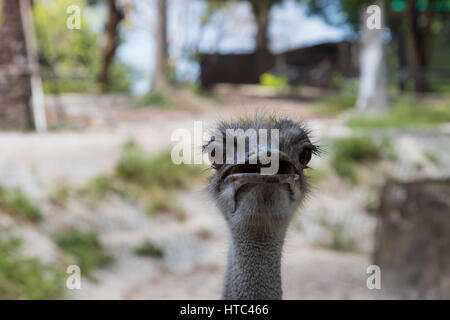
[32, 0, 132, 93]
[306, 0, 390, 112]
[0, 0, 34, 130]
[246, 0, 281, 53]
[204, 0, 283, 53]
[98, 0, 125, 92]
[305, 0, 444, 93]
[402, 0, 434, 92]
[153, 0, 170, 91]
[356, 1, 389, 113]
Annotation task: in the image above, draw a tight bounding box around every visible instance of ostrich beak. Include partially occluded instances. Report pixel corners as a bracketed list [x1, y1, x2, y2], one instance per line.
[221, 148, 300, 211]
[224, 173, 299, 193]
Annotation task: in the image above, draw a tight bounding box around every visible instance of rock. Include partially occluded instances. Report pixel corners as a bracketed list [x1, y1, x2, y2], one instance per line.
[374, 178, 450, 299]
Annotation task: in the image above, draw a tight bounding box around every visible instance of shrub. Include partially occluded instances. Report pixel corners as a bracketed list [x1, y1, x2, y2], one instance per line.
[346, 98, 450, 129]
[0, 230, 64, 299]
[53, 228, 112, 279]
[330, 136, 381, 183]
[259, 73, 287, 89]
[0, 188, 43, 222]
[134, 91, 172, 108]
[116, 142, 205, 188]
[314, 80, 358, 116]
[134, 240, 164, 258]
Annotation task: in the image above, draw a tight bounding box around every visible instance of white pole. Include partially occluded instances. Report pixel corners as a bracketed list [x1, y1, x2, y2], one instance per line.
[20, 0, 47, 132]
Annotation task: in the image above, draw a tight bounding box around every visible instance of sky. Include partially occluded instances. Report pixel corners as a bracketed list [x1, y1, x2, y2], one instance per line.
[90, 0, 350, 94]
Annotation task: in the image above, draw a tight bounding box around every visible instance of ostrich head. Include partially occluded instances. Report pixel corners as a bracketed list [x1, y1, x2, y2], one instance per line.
[203, 116, 318, 237]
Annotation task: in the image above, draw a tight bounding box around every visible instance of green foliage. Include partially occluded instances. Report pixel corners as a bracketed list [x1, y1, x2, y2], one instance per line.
[346, 99, 450, 129]
[333, 136, 381, 162]
[0, 230, 65, 299]
[327, 221, 358, 252]
[115, 141, 206, 218]
[190, 83, 224, 106]
[316, 216, 358, 252]
[53, 228, 112, 279]
[134, 91, 172, 108]
[331, 158, 357, 183]
[77, 141, 206, 218]
[33, 0, 132, 93]
[0, 188, 43, 222]
[305, 0, 377, 31]
[145, 187, 187, 221]
[306, 168, 325, 185]
[259, 73, 287, 89]
[50, 181, 72, 205]
[82, 175, 119, 199]
[315, 80, 358, 116]
[116, 141, 205, 188]
[424, 152, 440, 166]
[134, 240, 164, 258]
[330, 136, 381, 183]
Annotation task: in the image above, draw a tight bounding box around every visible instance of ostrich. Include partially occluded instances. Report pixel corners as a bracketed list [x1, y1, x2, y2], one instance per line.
[203, 116, 318, 300]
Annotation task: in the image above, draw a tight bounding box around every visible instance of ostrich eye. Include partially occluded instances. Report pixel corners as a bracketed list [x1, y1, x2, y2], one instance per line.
[208, 148, 223, 170]
[299, 145, 312, 166]
[209, 149, 218, 169]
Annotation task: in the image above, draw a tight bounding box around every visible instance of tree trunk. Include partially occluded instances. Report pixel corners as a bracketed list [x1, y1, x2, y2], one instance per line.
[249, 0, 270, 53]
[153, 0, 170, 91]
[403, 0, 433, 92]
[99, 0, 124, 92]
[374, 178, 450, 299]
[0, 0, 34, 130]
[356, 1, 389, 114]
[22, 0, 47, 132]
[390, 21, 408, 92]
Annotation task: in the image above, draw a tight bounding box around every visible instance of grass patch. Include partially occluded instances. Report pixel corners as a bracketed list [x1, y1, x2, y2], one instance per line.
[332, 159, 357, 184]
[145, 187, 187, 221]
[330, 136, 381, 183]
[346, 98, 450, 129]
[327, 221, 358, 252]
[0, 188, 43, 222]
[115, 141, 206, 218]
[190, 83, 224, 106]
[50, 180, 73, 206]
[134, 240, 164, 258]
[314, 80, 358, 116]
[333, 136, 381, 162]
[424, 152, 440, 166]
[80, 175, 123, 199]
[79, 141, 207, 219]
[134, 91, 172, 108]
[316, 217, 358, 252]
[116, 141, 205, 188]
[53, 228, 112, 279]
[0, 229, 65, 299]
[305, 168, 325, 185]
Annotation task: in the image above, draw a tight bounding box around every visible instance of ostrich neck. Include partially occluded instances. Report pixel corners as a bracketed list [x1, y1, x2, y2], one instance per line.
[222, 228, 286, 300]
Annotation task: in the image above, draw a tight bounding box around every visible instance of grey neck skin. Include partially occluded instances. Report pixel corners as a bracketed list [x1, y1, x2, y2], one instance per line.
[222, 228, 286, 300]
